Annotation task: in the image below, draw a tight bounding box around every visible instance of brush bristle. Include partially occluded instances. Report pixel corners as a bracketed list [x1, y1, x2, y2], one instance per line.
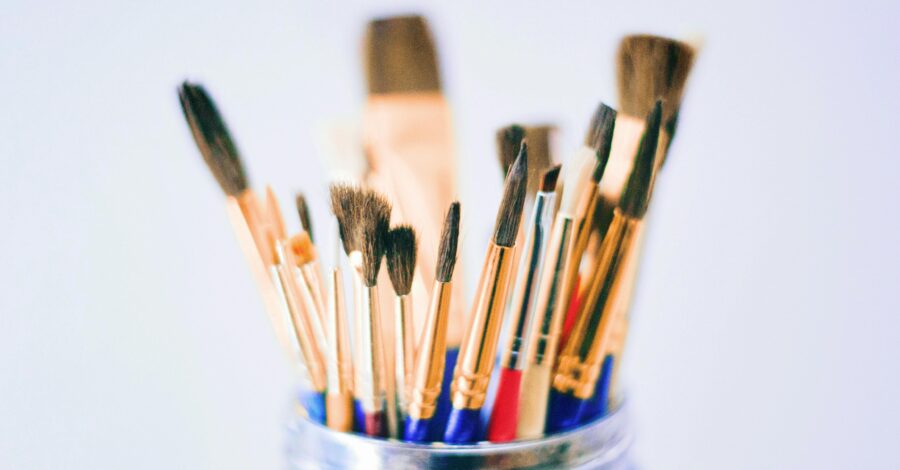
[295, 192, 314, 243]
[585, 103, 618, 184]
[496, 125, 526, 176]
[541, 165, 561, 192]
[329, 183, 360, 255]
[493, 142, 528, 247]
[386, 225, 417, 295]
[436, 202, 461, 283]
[616, 35, 695, 124]
[178, 81, 249, 196]
[288, 232, 316, 265]
[619, 101, 662, 218]
[364, 15, 441, 94]
[359, 190, 392, 286]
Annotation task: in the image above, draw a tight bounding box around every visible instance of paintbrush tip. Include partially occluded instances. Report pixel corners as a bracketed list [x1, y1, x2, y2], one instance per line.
[619, 101, 662, 218]
[493, 142, 528, 247]
[541, 165, 561, 192]
[365, 15, 441, 94]
[616, 34, 695, 123]
[585, 102, 618, 184]
[436, 202, 461, 283]
[178, 81, 249, 196]
[295, 192, 314, 243]
[386, 225, 417, 296]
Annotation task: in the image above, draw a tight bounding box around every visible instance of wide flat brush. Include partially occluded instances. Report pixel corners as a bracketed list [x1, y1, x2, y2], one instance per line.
[404, 203, 460, 442]
[486, 166, 559, 442]
[444, 144, 527, 444]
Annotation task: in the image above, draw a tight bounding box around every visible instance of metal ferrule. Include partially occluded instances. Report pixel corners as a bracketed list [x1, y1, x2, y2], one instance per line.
[408, 281, 453, 420]
[357, 284, 387, 413]
[451, 243, 515, 410]
[394, 294, 415, 417]
[524, 214, 577, 368]
[273, 245, 327, 392]
[553, 211, 639, 399]
[502, 191, 555, 370]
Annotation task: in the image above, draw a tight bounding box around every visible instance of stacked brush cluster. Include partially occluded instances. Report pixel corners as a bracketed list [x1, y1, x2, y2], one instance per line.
[178, 15, 696, 445]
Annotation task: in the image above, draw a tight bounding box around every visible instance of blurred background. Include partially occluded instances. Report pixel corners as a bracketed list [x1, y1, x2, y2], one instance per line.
[3, 0, 899, 468]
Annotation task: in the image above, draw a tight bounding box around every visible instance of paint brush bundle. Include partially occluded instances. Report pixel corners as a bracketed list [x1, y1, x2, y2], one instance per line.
[179, 14, 697, 447]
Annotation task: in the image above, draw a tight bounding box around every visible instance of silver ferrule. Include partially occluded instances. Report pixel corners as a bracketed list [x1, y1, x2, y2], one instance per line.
[504, 191, 556, 370]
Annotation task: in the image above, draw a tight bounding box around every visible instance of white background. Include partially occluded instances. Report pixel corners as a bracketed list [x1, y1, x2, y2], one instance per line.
[3, 1, 899, 468]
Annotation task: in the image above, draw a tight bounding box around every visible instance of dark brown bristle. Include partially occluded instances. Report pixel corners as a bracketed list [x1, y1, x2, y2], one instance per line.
[178, 81, 249, 196]
[492, 142, 528, 247]
[359, 190, 392, 286]
[329, 183, 360, 255]
[386, 226, 417, 295]
[364, 15, 441, 94]
[616, 35, 695, 125]
[540, 165, 561, 192]
[436, 202, 460, 283]
[585, 102, 618, 184]
[496, 124, 526, 176]
[295, 192, 314, 243]
[619, 101, 662, 218]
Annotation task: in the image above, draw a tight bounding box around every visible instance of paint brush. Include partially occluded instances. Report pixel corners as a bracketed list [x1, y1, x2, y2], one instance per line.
[548, 102, 662, 433]
[405, 202, 460, 442]
[443, 143, 527, 444]
[513, 102, 617, 439]
[385, 225, 418, 428]
[325, 266, 354, 431]
[486, 165, 559, 442]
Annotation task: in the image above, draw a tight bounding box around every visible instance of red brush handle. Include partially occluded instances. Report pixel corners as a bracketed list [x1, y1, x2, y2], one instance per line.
[486, 367, 522, 442]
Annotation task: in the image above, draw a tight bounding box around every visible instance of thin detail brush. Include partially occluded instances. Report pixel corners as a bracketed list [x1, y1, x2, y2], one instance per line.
[386, 226, 418, 429]
[444, 143, 527, 444]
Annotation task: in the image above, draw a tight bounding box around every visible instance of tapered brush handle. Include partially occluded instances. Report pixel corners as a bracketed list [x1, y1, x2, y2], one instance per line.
[516, 362, 553, 439]
[486, 368, 521, 442]
[443, 407, 482, 444]
[325, 392, 353, 432]
[545, 389, 584, 434]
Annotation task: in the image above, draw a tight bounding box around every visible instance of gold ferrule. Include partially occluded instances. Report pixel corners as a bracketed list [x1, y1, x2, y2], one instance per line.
[357, 285, 387, 413]
[553, 212, 639, 399]
[273, 255, 326, 392]
[502, 192, 555, 370]
[524, 214, 577, 368]
[394, 294, 415, 416]
[451, 243, 515, 410]
[325, 268, 352, 395]
[408, 281, 452, 420]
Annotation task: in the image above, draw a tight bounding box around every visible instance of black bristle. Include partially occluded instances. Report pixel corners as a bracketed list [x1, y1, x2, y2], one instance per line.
[619, 101, 662, 218]
[616, 35, 695, 123]
[436, 202, 461, 283]
[585, 103, 618, 184]
[295, 192, 314, 243]
[492, 142, 528, 247]
[541, 165, 561, 192]
[178, 81, 249, 196]
[496, 124, 526, 176]
[386, 226, 417, 295]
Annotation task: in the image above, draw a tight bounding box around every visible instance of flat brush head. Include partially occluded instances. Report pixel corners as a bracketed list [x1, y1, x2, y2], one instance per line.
[436, 202, 461, 283]
[178, 81, 249, 196]
[541, 165, 561, 193]
[585, 103, 618, 184]
[365, 15, 441, 94]
[496, 125, 526, 176]
[386, 225, 417, 296]
[616, 34, 695, 124]
[359, 190, 392, 286]
[492, 142, 528, 247]
[619, 101, 662, 218]
[329, 183, 360, 255]
[295, 192, 315, 243]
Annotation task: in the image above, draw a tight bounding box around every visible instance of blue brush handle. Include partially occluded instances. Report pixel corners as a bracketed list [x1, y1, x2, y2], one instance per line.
[403, 416, 432, 443]
[432, 347, 458, 439]
[443, 407, 482, 444]
[545, 389, 585, 434]
[352, 400, 365, 433]
[301, 390, 326, 424]
[580, 355, 614, 424]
